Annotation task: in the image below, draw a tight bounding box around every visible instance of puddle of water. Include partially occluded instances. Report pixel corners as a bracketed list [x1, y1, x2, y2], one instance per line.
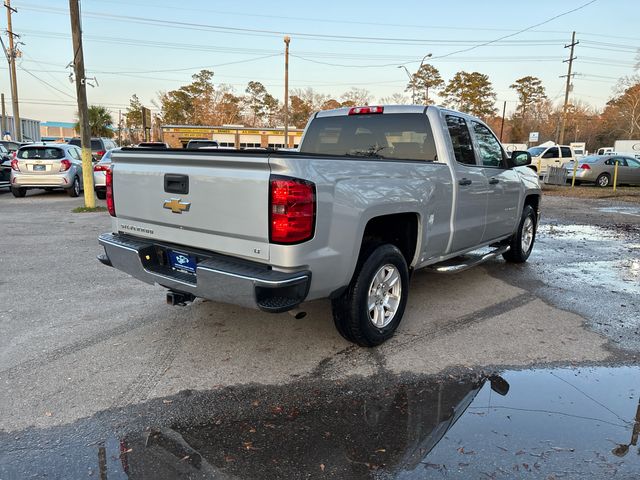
[2, 367, 640, 479]
[553, 259, 640, 295]
[599, 206, 640, 218]
[538, 223, 620, 240]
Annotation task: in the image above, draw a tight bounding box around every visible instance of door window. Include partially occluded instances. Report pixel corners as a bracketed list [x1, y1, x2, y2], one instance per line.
[560, 147, 572, 158]
[626, 158, 640, 168]
[445, 115, 476, 165]
[68, 148, 80, 160]
[542, 147, 559, 158]
[471, 121, 504, 167]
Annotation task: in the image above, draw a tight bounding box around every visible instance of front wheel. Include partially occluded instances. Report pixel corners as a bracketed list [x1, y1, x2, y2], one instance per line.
[331, 244, 409, 347]
[68, 176, 80, 197]
[503, 205, 537, 263]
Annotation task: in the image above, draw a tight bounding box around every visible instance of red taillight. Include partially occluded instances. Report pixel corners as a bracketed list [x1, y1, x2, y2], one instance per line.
[10, 159, 19, 171]
[106, 167, 115, 216]
[348, 106, 383, 115]
[60, 159, 71, 171]
[93, 164, 109, 172]
[96, 150, 105, 157]
[580, 164, 591, 170]
[269, 176, 315, 244]
[11, 151, 16, 160]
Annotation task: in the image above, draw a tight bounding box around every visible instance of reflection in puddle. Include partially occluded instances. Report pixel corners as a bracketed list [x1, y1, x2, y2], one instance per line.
[2, 367, 640, 479]
[598, 206, 640, 218]
[554, 259, 640, 295]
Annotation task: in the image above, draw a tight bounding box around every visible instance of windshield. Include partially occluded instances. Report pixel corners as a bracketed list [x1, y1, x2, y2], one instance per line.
[18, 147, 65, 159]
[527, 147, 546, 157]
[300, 113, 436, 161]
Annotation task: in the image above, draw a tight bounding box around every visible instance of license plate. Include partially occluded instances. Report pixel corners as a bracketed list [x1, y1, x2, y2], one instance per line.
[167, 249, 197, 273]
[33, 164, 45, 171]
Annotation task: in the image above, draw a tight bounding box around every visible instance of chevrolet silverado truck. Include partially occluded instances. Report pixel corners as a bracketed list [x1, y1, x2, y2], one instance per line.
[98, 105, 540, 346]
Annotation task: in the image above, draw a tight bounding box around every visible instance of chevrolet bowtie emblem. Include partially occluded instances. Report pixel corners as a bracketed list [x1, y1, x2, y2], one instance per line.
[163, 198, 191, 214]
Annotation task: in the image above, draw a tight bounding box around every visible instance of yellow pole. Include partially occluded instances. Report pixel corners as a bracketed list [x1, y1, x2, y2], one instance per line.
[571, 160, 579, 188]
[537, 157, 541, 176]
[81, 147, 95, 207]
[613, 160, 619, 192]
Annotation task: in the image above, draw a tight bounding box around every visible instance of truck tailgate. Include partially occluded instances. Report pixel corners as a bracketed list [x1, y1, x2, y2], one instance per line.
[111, 150, 271, 261]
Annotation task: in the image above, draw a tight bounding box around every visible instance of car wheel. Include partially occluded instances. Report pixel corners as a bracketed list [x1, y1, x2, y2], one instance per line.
[596, 173, 611, 188]
[11, 186, 26, 198]
[68, 176, 80, 197]
[503, 204, 537, 263]
[331, 243, 409, 347]
[95, 190, 106, 200]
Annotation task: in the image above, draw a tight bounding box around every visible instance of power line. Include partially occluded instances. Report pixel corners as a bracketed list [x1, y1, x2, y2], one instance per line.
[17, 64, 76, 99]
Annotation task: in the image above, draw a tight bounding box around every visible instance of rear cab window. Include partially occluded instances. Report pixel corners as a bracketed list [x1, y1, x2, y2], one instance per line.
[560, 147, 572, 158]
[18, 147, 64, 159]
[300, 113, 437, 162]
[445, 115, 476, 165]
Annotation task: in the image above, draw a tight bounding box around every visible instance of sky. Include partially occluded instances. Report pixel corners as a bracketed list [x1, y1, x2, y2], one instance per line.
[3, 0, 639, 123]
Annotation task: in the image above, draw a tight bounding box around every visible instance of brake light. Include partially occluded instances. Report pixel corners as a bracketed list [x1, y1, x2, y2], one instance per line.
[269, 176, 315, 244]
[580, 164, 591, 170]
[93, 164, 109, 172]
[10, 159, 19, 171]
[11, 151, 16, 160]
[60, 159, 71, 171]
[348, 106, 384, 115]
[96, 150, 105, 158]
[106, 167, 115, 216]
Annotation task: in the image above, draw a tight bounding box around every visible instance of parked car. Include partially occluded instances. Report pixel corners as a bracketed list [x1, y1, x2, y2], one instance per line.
[0, 140, 23, 155]
[136, 142, 169, 148]
[93, 148, 119, 200]
[564, 155, 640, 187]
[527, 144, 575, 175]
[185, 139, 219, 149]
[0, 145, 10, 188]
[10, 143, 85, 197]
[68, 137, 118, 161]
[98, 104, 540, 347]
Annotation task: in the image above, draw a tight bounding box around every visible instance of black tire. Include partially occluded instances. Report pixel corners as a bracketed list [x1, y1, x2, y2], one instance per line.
[11, 186, 26, 198]
[68, 176, 80, 197]
[596, 173, 610, 188]
[331, 244, 409, 347]
[95, 189, 106, 200]
[503, 204, 537, 263]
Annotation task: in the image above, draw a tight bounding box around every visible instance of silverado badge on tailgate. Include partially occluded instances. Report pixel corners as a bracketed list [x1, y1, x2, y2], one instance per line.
[163, 198, 191, 214]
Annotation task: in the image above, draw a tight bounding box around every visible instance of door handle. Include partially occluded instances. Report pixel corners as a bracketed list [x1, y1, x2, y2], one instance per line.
[489, 178, 499, 184]
[458, 178, 472, 186]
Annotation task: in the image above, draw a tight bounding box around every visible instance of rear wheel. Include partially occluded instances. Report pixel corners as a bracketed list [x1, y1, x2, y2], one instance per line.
[331, 244, 409, 347]
[503, 204, 537, 263]
[596, 173, 610, 188]
[95, 190, 106, 200]
[68, 176, 80, 197]
[11, 187, 26, 198]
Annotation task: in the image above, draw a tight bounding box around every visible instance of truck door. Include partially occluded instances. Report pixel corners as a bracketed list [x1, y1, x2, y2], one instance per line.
[444, 115, 488, 252]
[470, 120, 521, 242]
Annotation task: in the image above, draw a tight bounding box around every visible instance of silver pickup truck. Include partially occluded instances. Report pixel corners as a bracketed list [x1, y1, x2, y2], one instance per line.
[98, 105, 540, 346]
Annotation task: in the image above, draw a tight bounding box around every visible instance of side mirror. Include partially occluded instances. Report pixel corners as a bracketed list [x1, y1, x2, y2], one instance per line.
[508, 150, 531, 168]
[488, 375, 510, 396]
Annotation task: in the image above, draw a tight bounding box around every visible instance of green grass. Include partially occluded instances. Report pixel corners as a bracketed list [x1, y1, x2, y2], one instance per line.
[72, 206, 108, 213]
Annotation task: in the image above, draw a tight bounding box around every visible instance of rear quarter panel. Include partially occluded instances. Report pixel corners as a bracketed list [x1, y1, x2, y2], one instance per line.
[269, 155, 453, 300]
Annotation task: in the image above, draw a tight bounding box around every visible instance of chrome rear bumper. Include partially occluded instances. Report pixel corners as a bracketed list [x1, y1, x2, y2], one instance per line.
[98, 233, 311, 313]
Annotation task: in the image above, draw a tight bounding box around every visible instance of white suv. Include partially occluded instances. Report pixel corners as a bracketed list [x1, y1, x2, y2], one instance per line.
[527, 144, 575, 176]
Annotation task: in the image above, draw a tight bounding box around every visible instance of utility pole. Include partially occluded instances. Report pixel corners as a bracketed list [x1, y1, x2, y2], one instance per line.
[283, 35, 290, 148]
[5, 0, 21, 141]
[117, 109, 122, 145]
[69, 0, 95, 208]
[1, 93, 6, 135]
[398, 65, 415, 103]
[558, 31, 578, 146]
[499, 100, 506, 142]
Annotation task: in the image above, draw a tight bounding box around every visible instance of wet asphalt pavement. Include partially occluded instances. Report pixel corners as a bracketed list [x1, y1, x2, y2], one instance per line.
[1, 190, 640, 479]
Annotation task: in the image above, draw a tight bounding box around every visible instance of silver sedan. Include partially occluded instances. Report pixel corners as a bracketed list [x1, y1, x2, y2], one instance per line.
[93, 148, 119, 199]
[564, 155, 640, 187]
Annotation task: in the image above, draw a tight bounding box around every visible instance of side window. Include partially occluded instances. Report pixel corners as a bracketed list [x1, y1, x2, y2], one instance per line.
[471, 121, 504, 167]
[542, 147, 559, 159]
[68, 148, 79, 160]
[445, 115, 476, 165]
[626, 158, 640, 168]
[560, 147, 572, 158]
